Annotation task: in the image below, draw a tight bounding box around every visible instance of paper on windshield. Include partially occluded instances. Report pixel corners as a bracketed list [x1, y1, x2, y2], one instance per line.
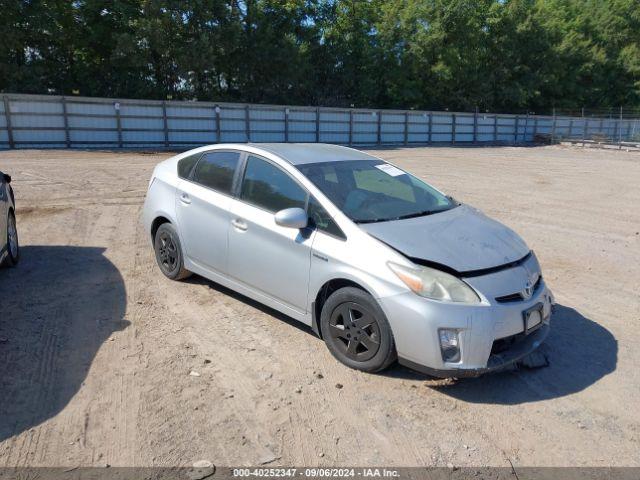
[375, 164, 406, 177]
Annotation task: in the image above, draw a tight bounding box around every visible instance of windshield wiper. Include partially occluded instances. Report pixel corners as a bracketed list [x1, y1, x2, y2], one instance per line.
[394, 210, 439, 221]
[353, 217, 390, 224]
[355, 210, 436, 224]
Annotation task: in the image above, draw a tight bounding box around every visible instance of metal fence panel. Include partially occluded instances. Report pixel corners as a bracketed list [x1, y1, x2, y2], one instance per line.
[168, 118, 215, 131]
[166, 105, 213, 118]
[14, 129, 66, 143]
[12, 114, 64, 128]
[67, 102, 114, 116]
[288, 132, 316, 143]
[70, 130, 118, 143]
[321, 132, 349, 144]
[168, 130, 215, 145]
[10, 99, 63, 114]
[1, 93, 638, 150]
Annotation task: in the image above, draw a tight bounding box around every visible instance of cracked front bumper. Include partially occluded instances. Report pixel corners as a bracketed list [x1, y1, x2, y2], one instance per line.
[378, 277, 553, 378]
[398, 323, 550, 378]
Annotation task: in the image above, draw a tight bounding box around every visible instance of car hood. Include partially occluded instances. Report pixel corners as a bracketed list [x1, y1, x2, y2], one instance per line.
[359, 204, 530, 273]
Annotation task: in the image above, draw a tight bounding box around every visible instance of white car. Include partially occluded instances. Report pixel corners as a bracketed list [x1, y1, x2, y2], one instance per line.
[142, 143, 552, 376]
[0, 170, 18, 268]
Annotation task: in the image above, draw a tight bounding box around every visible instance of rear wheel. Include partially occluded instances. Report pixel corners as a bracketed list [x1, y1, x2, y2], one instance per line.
[320, 287, 396, 372]
[154, 223, 191, 280]
[3, 211, 19, 267]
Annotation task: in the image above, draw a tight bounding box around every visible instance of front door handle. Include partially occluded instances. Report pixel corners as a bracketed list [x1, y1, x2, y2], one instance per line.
[179, 192, 191, 204]
[231, 218, 248, 231]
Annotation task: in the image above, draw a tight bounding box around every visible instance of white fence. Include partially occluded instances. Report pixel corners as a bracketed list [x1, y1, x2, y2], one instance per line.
[1, 93, 638, 150]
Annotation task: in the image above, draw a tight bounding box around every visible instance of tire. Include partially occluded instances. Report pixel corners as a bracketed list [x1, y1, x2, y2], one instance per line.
[3, 210, 19, 267]
[320, 287, 396, 373]
[153, 222, 191, 280]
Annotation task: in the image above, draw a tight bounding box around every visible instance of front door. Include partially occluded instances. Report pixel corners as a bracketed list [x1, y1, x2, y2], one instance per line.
[227, 155, 314, 313]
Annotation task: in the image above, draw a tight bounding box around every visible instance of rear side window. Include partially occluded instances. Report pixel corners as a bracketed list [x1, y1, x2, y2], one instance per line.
[177, 153, 201, 179]
[308, 196, 346, 240]
[192, 151, 241, 195]
[240, 155, 307, 212]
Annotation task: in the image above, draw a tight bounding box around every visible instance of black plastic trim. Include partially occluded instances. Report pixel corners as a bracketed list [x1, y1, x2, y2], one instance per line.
[410, 251, 533, 278]
[406, 257, 461, 277]
[310, 301, 321, 337]
[462, 251, 532, 278]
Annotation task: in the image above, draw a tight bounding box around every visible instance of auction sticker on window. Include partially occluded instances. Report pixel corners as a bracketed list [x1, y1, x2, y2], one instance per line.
[375, 164, 406, 177]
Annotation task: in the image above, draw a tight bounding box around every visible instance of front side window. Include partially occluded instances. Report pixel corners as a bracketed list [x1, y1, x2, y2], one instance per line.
[192, 151, 240, 195]
[240, 155, 307, 212]
[298, 160, 456, 224]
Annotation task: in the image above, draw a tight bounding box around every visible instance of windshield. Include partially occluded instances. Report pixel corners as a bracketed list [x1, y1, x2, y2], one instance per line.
[297, 160, 457, 223]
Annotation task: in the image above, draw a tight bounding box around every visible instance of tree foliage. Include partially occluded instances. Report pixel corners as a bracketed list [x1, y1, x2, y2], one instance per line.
[1, 0, 638, 112]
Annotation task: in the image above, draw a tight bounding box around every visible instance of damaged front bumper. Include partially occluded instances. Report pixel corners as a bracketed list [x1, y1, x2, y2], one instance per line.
[378, 258, 554, 378]
[398, 322, 550, 378]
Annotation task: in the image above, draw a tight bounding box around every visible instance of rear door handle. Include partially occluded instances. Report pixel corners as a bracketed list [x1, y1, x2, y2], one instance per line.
[231, 218, 248, 231]
[179, 192, 191, 204]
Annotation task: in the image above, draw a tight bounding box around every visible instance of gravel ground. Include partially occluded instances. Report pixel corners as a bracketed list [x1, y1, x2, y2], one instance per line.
[0, 145, 638, 468]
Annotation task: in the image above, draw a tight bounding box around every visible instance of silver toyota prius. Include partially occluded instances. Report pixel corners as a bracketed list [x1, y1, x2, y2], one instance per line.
[142, 143, 552, 377]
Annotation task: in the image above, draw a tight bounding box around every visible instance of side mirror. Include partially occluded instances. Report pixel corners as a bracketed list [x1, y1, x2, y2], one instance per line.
[2, 173, 10, 184]
[274, 207, 308, 229]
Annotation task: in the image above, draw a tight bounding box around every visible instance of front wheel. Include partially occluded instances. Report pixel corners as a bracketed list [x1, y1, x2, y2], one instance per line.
[154, 223, 191, 280]
[320, 287, 396, 373]
[3, 211, 19, 267]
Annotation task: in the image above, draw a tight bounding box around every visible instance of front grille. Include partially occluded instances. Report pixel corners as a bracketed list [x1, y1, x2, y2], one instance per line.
[494, 292, 522, 303]
[491, 334, 518, 354]
[495, 276, 542, 303]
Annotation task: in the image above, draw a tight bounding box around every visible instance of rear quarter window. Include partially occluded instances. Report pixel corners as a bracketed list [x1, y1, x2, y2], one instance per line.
[177, 153, 201, 179]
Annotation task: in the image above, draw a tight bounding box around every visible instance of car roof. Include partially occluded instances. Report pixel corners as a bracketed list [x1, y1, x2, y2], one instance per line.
[250, 143, 380, 166]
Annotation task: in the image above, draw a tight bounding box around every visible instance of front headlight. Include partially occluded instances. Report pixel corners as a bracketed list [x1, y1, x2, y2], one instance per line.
[387, 262, 481, 304]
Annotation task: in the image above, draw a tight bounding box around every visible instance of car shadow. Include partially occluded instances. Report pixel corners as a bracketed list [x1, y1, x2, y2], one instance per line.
[183, 275, 316, 336]
[386, 304, 617, 404]
[0, 246, 128, 442]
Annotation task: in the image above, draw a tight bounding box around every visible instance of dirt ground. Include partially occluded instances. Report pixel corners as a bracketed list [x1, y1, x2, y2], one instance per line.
[0, 145, 638, 468]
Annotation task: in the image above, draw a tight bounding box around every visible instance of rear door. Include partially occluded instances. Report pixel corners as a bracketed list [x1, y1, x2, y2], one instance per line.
[227, 155, 315, 312]
[176, 150, 242, 275]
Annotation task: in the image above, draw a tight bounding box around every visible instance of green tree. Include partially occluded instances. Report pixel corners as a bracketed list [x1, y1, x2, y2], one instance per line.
[0, 0, 639, 111]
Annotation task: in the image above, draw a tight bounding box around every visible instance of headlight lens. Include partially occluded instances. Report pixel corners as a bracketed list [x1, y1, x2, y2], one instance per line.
[387, 262, 480, 304]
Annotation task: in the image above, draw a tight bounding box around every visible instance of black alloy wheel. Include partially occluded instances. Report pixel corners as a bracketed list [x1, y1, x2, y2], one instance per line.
[3, 211, 19, 267]
[157, 230, 178, 272]
[320, 287, 396, 372]
[154, 222, 191, 280]
[328, 302, 381, 362]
